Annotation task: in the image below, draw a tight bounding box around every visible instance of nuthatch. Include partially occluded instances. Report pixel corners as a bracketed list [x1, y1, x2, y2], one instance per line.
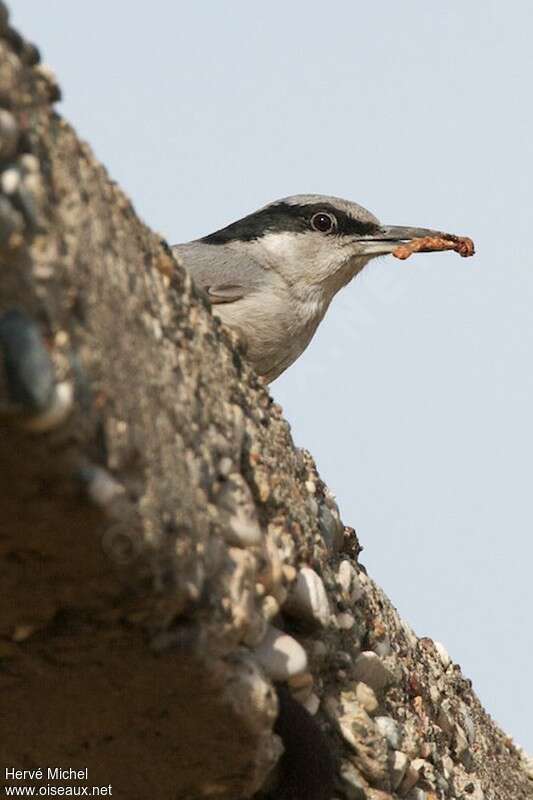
[173, 194, 465, 382]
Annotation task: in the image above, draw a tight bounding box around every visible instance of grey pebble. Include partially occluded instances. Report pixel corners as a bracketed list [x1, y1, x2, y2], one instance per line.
[318, 505, 344, 552]
[0, 309, 54, 410]
[352, 651, 395, 692]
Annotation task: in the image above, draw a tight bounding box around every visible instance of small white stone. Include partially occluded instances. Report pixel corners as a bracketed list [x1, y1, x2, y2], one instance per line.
[20, 154, 40, 174]
[352, 651, 395, 692]
[375, 715, 401, 749]
[284, 566, 330, 627]
[355, 681, 378, 715]
[1, 167, 20, 195]
[337, 559, 354, 594]
[218, 456, 232, 476]
[434, 640, 451, 669]
[336, 612, 355, 630]
[253, 624, 307, 681]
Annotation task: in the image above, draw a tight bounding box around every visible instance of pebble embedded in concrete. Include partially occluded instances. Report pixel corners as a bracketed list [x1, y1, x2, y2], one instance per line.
[398, 758, 426, 796]
[389, 750, 409, 790]
[318, 504, 344, 552]
[336, 611, 356, 630]
[352, 651, 395, 692]
[253, 624, 307, 681]
[311, 639, 328, 664]
[429, 685, 440, 705]
[217, 475, 263, 547]
[20, 154, 40, 175]
[434, 640, 451, 669]
[80, 464, 125, 507]
[373, 637, 392, 657]
[0, 109, 19, 160]
[283, 566, 330, 627]
[374, 715, 401, 749]
[355, 682, 378, 716]
[23, 381, 74, 432]
[1, 167, 21, 195]
[337, 559, 354, 595]
[226, 508, 262, 547]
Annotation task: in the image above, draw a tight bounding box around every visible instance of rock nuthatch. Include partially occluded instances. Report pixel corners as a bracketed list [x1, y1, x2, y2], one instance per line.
[173, 194, 466, 382]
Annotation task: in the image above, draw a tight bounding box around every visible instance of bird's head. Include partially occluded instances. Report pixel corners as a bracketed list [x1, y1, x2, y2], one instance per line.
[201, 194, 453, 302]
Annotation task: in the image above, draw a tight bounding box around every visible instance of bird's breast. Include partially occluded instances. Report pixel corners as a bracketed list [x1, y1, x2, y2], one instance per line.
[214, 288, 326, 381]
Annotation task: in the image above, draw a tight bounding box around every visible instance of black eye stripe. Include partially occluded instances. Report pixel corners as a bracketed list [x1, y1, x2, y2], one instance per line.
[201, 202, 379, 244]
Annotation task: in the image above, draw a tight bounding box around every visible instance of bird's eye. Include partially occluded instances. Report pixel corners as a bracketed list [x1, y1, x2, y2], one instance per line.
[310, 212, 336, 233]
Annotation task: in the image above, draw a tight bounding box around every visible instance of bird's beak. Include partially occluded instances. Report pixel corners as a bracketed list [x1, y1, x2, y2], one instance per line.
[356, 225, 455, 256]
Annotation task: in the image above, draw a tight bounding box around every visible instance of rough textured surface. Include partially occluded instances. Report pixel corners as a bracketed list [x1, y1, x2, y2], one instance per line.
[0, 7, 532, 800]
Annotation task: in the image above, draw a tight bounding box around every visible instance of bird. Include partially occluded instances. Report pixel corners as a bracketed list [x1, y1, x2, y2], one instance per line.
[172, 194, 462, 382]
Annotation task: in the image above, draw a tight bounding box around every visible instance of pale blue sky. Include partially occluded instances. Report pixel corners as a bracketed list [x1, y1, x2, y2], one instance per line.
[13, 1, 533, 752]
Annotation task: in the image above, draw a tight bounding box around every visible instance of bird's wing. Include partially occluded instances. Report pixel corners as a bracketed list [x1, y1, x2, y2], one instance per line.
[172, 242, 264, 305]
